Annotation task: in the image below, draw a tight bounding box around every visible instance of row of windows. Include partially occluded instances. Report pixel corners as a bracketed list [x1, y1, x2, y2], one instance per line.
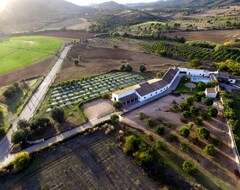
[143, 87, 167, 99]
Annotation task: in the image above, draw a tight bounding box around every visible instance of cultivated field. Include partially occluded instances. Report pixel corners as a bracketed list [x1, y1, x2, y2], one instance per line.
[167, 29, 240, 43]
[130, 21, 166, 31]
[0, 36, 61, 75]
[1, 130, 158, 190]
[55, 38, 187, 83]
[50, 72, 149, 109]
[122, 94, 240, 189]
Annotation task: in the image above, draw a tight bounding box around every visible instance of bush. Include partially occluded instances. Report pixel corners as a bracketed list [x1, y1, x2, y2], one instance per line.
[146, 118, 154, 128]
[208, 107, 218, 117]
[0, 111, 4, 127]
[110, 114, 119, 124]
[204, 98, 214, 106]
[195, 117, 203, 125]
[17, 119, 29, 129]
[186, 96, 194, 106]
[156, 140, 166, 150]
[13, 152, 30, 172]
[169, 134, 179, 142]
[113, 101, 123, 110]
[202, 112, 211, 121]
[203, 144, 216, 156]
[192, 137, 200, 145]
[183, 111, 191, 119]
[133, 149, 153, 166]
[179, 126, 190, 138]
[51, 107, 65, 123]
[11, 129, 27, 144]
[156, 125, 165, 136]
[190, 58, 202, 68]
[137, 112, 146, 120]
[120, 63, 133, 72]
[123, 135, 141, 154]
[190, 106, 199, 116]
[198, 127, 210, 140]
[182, 160, 197, 174]
[139, 64, 146, 72]
[180, 142, 189, 152]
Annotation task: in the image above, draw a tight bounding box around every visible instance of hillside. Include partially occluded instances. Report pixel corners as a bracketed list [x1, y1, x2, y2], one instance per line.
[94, 1, 126, 9]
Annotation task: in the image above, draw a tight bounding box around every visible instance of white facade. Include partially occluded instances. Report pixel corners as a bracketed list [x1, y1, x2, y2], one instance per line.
[179, 68, 210, 77]
[138, 86, 167, 102]
[112, 89, 137, 102]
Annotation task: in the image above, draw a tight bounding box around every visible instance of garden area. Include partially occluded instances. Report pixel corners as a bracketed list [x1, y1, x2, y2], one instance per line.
[49, 72, 149, 110]
[122, 94, 240, 189]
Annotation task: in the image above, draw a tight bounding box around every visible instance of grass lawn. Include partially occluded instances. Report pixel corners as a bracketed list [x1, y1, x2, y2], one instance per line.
[174, 76, 200, 94]
[130, 21, 166, 30]
[0, 36, 62, 74]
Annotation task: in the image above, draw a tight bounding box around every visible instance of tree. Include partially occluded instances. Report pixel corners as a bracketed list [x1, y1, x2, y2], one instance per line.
[204, 98, 214, 106]
[186, 96, 194, 106]
[227, 119, 238, 131]
[190, 58, 202, 68]
[182, 160, 197, 174]
[208, 107, 218, 117]
[110, 114, 119, 124]
[120, 63, 133, 72]
[197, 82, 206, 91]
[156, 125, 165, 135]
[183, 111, 191, 119]
[198, 127, 210, 140]
[139, 64, 146, 73]
[0, 111, 4, 127]
[190, 106, 199, 116]
[17, 119, 29, 129]
[74, 60, 79, 66]
[179, 126, 190, 138]
[195, 117, 203, 125]
[146, 118, 154, 128]
[11, 129, 27, 144]
[51, 107, 65, 123]
[203, 144, 216, 156]
[13, 152, 30, 172]
[123, 135, 141, 154]
[113, 101, 123, 110]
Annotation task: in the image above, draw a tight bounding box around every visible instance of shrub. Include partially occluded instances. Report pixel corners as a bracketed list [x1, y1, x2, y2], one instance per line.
[137, 112, 146, 120]
[123, 135, 141, 154]
[133, 149, 153, 166]
[204, 98, 214, 106]
[11, 129, 27, 144]
[198, 127, 210, 140]
[208, 107, 218, 117]
[186, 96, 194, 106]
[182, 160, 197, 174]
[203, 144, 216, 156]
[179, 126, 190, 138]
[192, 137, 200, 145]
[195, 117, 203, 125]
[113, 101, 123, 110]
[183, 111, 191, 119]
[139, 64, 146, 72]
[190, 58, 202, 68]
[180, 142, 189, 152]
[169, 134, 179, 142]
[202, 112, 211, 120]
[110, 114, 119, 124]
[156, 140, 166, 150]
[156, 125, 165, 135]
[13, 152, 30, 172]
[17, 119, 29, 129]
[227, 119, 239, 131]
[120, 63, 133, 72]
[146, 118, 154, 128]
[187, 122, 195, 130]
[190, 106, 199, 116]
[197, 82, 206, 91]
[51, 107, 65, 123]
[180, 102, 189, 110]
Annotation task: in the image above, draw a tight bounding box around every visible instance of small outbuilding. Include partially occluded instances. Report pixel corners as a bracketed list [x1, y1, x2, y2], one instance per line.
[205, 86, 220, 98]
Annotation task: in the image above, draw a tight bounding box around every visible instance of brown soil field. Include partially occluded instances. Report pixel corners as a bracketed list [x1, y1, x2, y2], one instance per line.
[55, 44, 187, 84]
[167, 29, 240, 43]
[0, 56, 57, 87]
[1, 130, 159, 190]
[32, 30, 96, 39]
[83, 99, 115, 119]
[122, 94, 240, 189]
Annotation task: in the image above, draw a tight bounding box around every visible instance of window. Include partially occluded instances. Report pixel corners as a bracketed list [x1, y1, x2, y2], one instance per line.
[144, 97, 146, 99]
[155, 92, 157, 94]
[151, 94, 152, 96]
[114, 97, 116, 101]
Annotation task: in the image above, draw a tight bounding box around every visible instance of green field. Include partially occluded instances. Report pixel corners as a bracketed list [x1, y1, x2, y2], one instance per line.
[0, 36, 62, 74]
[130, 21, 166, 30]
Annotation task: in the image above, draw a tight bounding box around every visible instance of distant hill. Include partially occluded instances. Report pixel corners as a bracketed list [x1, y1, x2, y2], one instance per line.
[0, 0, 92, 25]
[94, 1, 126, 9]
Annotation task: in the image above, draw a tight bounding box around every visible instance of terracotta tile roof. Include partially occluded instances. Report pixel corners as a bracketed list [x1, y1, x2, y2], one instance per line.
[162, 68, 179, 83]
[136, 79, 167, 96]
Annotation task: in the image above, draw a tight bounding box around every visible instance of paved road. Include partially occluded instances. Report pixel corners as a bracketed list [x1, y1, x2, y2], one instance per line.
[0, 45, 72, 166]
[0, 112, 121, 167]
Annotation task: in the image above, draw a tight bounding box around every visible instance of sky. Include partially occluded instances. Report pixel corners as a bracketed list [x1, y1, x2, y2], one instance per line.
[66, 0, 158, 6]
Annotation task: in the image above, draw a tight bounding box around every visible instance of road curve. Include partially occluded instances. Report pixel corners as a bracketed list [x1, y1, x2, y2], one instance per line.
[0, 45, 72, 166]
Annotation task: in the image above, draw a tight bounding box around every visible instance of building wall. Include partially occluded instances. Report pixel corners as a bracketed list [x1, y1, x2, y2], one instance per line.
[179, 68, 210, 77]
[112, 89, 138, 101]
[229, 79, 236, 84]
[138, 85, 167, 102]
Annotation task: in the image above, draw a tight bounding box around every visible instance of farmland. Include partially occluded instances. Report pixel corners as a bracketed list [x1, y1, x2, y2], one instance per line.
[130, 21, 166, 30]
[49, 72, 149, 110]
[0, 129, 159, 190]
[122, 94, 240, 189]
[0, 36, 62, 75]
[55, 38, 187, 83]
